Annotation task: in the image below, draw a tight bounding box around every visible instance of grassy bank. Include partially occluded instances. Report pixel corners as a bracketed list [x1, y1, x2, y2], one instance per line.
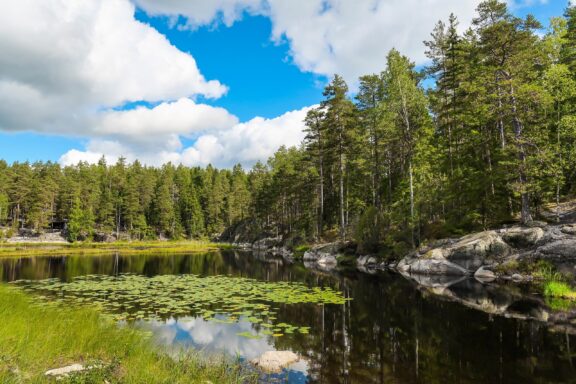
[544, 281, 576, 300]
[0, 284, 254, 383]
[0, 240, 233, 258]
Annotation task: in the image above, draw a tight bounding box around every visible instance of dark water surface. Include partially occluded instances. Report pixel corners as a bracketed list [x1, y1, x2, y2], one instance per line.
[1, 251, 575, 383]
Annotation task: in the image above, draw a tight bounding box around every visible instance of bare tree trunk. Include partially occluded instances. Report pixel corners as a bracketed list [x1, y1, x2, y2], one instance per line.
[409, 161, 415, 247]
[398, 78, 416, 247]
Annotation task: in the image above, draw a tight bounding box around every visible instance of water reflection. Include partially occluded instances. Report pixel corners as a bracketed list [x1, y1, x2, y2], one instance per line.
[142, 316, 309, 375]
[1, 251, 576, 383]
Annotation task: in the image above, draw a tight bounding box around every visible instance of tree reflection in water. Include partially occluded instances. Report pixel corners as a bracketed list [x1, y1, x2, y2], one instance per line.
[1, 250, 575, 383]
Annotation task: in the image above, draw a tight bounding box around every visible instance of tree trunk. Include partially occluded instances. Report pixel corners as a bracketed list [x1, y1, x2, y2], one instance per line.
[409, 161, 415, 247]
[496, 76, 506, 149]
[398, 77, 416, 247]
[339, 148, 346, 240]
[319, 152, 324, 236]
[509, 82, 532, 224]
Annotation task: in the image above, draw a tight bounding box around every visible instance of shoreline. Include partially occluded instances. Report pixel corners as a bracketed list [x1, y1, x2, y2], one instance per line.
[0, 240, 232, 258]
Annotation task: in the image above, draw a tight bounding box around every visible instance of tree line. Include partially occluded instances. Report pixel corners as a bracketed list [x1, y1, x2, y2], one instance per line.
[0, 159, 251, 241]
[2, 1, 576, 253]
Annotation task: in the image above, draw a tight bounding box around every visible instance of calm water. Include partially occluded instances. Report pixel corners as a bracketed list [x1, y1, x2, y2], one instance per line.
[1, 250, 575, 383]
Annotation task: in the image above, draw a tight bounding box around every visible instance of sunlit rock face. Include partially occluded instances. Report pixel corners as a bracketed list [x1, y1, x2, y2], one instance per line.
[397, 223, 576, 279]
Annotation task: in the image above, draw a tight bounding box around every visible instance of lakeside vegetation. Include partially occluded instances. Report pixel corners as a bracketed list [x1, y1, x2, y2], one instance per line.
[0, 240, 224, 258]
[0, 284, 254, 383]
[1, 1, 576, 255]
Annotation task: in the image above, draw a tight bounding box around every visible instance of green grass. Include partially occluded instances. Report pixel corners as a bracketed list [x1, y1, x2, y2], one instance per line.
[0, 284, 255, 383]
[544, 281, 576, 300]
[0, 240, 230, 258]
[292, 245, 311, 260]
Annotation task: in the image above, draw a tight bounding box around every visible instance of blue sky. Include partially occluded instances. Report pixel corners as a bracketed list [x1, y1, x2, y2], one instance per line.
[0, 0, 569, 166]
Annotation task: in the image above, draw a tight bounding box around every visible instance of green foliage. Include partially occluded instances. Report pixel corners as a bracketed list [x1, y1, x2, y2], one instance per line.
[0, 193, 8, 226]
[67, 197, 94, 242]
[355, 207, 384, 253]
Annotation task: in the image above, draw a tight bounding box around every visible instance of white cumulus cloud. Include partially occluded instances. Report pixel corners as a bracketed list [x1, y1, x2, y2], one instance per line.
[3, 0, 551, 169]
[134, 0, 555, 85]
[181, 105, 314, 167]
[135, 0, 482, 83]
[60, 105, 313, 168]
[0, 0, 227, 134]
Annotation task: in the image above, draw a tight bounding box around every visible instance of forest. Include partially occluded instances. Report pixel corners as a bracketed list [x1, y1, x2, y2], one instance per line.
[1, 0, 576, 256]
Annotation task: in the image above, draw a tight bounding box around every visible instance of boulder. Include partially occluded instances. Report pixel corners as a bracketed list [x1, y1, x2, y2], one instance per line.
[45, 364, 85, 377]
[474, 266, 497, 282]
[561, 225, 576, 235]
[502, 226, 545, 248]
[270, 246, 293, 260]
[93, 232, 115, 243]
[405, 273, 467, 290]
[444, 231, 511, 270]
[252, 237, 282, 250]
[357, 255, 379, 268]
[511, 273, 526, 282]
[317, 255, 338, 266]
[251, 351, 300, 373]
[526, 220, 548, 228]
[303, 242, 344, 262]
[404, 258, 469, 276]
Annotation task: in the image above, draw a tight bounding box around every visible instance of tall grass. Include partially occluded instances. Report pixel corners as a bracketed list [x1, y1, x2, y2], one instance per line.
[544, 281, 576, 300]
[0, 284, 255, 383]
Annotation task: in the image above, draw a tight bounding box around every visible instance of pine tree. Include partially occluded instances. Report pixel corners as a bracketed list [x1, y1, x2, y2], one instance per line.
[356, 73, 386, 209]
[321, 75, 357, 240]
[304, 108, 327, 236]
[382, 49, 431, 245]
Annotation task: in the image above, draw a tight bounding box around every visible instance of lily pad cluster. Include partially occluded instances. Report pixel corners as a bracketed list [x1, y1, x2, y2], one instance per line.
[13, 274, 347, 337]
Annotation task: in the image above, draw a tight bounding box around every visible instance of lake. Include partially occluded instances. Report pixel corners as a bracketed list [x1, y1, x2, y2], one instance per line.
[1, 250, 575, 383]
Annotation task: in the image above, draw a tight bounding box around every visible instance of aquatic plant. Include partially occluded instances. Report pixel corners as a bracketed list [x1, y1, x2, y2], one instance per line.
[13, 274, 348, 337]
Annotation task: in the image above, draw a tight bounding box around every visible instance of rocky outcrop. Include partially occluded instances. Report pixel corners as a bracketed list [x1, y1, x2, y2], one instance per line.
[253, 237, 282, 250]
[535, 239, 576, 259]
[302, 242, 348, 270]
[398, 256, 469, 276]
[219, 219, 262, 244]
[398, 230, 511, 276]
[474, 266, 497, 282]
[93, 232, 116, 243]
[356, 255, 388, 273]
[502, 227, 544, 248]
[6, 229, 67, 243]
[445, 231, 511, 270]
[397, 222, 576, 279]
[251, 237, 294, 261]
